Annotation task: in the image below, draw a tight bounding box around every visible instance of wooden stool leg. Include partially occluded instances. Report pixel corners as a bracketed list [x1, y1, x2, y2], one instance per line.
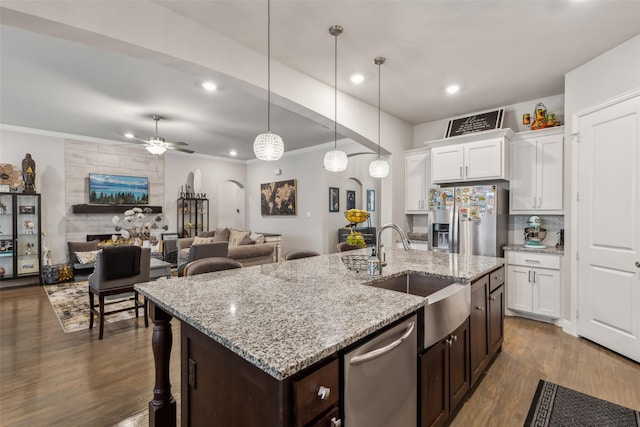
[89, 288, 94, 329]
[134, 291, 140, 318]
[144, 297, 149, 327]
[99, 294, 105, 340]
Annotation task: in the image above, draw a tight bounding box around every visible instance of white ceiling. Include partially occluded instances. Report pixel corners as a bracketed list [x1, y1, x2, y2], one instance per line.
[1, 1, 640, 160]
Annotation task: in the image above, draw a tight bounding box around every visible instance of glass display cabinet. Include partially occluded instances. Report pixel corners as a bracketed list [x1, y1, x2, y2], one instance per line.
[0, 193, 42, 283]
[177, 196, 209, 238]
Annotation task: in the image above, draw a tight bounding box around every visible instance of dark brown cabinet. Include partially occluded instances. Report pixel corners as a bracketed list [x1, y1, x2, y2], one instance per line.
[488, 278, 505, 355]
[177, 196, 209, 238]
[420, 318, 469, 427]
[0, 193, 41, 283]
[470, 268, 505, 387]
[470, 275, 490, 386]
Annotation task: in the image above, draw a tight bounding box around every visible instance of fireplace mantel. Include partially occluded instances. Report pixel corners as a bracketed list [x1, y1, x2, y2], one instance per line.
[72, 204, 163, 214]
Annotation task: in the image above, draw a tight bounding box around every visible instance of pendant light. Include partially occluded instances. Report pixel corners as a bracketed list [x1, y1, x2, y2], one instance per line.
[323, 25, 348, 172]
[253, 0, 284, 161]
[369, 57, 390, 178]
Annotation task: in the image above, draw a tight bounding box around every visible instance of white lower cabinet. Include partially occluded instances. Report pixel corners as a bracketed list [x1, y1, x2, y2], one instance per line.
[506, 251, 561, 319]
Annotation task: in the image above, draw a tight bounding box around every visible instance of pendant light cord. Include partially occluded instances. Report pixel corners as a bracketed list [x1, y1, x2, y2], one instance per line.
[377, 61, 381, 159]
[334, 30, 338, 150]
[267, 0, 272, 133]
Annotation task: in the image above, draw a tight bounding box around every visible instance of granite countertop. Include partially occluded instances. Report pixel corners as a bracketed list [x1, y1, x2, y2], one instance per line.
[135, 248, 503, 380]
[503, 244, 564, 255]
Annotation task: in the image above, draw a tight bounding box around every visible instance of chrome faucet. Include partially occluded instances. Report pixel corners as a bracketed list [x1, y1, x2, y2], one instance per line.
[376, 223, 411, 273]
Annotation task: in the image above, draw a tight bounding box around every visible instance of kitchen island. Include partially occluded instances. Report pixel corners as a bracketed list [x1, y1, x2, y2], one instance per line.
[135, 248, 504, 427]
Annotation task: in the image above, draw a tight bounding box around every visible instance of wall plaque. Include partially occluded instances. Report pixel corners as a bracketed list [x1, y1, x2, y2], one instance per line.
[444, 107, 505, 138]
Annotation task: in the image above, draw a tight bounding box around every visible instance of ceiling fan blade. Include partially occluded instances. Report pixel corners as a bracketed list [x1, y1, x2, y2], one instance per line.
[126, 136, 150, 145]
[169, 146, 195, 154]
[166, 140, 188, 147]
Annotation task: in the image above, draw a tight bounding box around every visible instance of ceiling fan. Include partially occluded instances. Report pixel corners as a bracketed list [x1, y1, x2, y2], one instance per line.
[126, 115, 194, 155]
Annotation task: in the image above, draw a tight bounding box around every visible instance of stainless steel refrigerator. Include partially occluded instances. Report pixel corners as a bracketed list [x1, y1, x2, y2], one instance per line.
[427, 185, 508, 257]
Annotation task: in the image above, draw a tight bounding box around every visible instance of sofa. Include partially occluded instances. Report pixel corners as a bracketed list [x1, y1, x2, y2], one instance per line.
[177, 228, 276, 267]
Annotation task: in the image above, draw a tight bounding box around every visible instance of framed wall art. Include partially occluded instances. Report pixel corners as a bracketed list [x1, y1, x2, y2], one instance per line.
[329, 187, 339, 212]
[367, 189, 375, 211]
[346, 190, 356, 210]
[261, 179, 297, 216]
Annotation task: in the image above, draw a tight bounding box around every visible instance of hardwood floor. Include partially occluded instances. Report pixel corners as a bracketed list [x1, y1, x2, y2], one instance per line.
[1, 285, 638, 426]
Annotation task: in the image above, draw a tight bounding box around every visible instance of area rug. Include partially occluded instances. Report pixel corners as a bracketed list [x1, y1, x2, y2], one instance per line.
[525, 379, 640, 426]
[44, 281, 137, 333]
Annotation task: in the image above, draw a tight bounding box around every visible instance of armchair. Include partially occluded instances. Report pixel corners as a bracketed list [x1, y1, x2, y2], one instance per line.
[88, 246, 151, 339]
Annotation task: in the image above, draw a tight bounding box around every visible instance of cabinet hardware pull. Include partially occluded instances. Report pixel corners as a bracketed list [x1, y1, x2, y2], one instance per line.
[330, 417, 342, 427]
[533, 271, 536, 283]
[465, 166, 468, 177]
[533, 196, 536, 208]
[489, 296, 496, 301]
[452, 335, 458, 341]
[635, 261, 640, 268]
[525, 259, 540, 263]
[446, 338, 453, 346]
[528, 271, 532, 282]
[318, 386, 331, 400]
[475, 306, 484, 311]
[538, 196, 542, 208]
[493, 276, 502, 281]
[349, 321, 415, 365]
[459, 166, 463, 177]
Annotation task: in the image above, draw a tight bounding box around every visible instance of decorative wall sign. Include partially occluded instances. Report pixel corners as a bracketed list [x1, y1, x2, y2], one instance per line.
[367, 189, 375, 212]
[444, 107, 505, 138]
[329, 187, 339, 212]
[346, 190, 356, 210]
[261, 179, 297, 216]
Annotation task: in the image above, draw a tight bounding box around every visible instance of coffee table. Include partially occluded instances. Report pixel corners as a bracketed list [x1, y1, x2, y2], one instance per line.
[149, 258, 172, 280]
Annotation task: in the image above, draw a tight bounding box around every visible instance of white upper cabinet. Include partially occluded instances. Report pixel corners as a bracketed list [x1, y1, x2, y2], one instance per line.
[428, 129, 512, 184]
[405, 149, 431, 214]
[510, 127, 564, 214]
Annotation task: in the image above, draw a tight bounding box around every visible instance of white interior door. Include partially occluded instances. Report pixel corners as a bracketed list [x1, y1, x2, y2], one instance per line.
[576, 92, 640, 362]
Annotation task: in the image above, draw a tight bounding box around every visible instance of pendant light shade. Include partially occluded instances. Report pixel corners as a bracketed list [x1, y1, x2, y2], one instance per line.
[254, 0, 284, 161]
[254, 132, 284, 161]
[369, 56, 389, 178]
[324, 25, 348, 172]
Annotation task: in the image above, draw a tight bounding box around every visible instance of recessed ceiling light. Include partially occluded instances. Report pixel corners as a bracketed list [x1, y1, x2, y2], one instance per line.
[229, 150, 237, 156]
[350, 74, 364, 84]
[446, 84, 460, 95]
[124, 132, 134, 138]
[202, 81, 217, 92]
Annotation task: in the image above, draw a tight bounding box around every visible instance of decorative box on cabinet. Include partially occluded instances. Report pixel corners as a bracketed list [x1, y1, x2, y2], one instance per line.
[510, 127, 564, 214]
[177, 197, 209, 238]
[506, 251, 562, 319]
[427, 129, 513, 184]
[405, 149, 431, 213]
[0, 192, 42, 283]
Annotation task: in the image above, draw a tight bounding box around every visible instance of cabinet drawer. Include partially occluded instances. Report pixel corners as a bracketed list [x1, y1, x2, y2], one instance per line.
[294, 358, 339, 427]
[507, 251, 560, 270]
[489, 266, 505, 292]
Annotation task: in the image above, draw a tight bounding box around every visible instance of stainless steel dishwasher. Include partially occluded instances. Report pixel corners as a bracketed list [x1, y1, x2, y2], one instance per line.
[343, 314, 417, 427]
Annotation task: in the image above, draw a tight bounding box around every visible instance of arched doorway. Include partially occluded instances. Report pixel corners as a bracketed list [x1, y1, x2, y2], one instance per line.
[218, 180, 245, 230]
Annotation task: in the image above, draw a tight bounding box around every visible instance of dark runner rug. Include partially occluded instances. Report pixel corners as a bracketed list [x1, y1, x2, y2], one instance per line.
[525, 379, 640, 426]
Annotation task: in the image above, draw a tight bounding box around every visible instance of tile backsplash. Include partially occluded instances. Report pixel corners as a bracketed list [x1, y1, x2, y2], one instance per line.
[509, 215, 564, 246]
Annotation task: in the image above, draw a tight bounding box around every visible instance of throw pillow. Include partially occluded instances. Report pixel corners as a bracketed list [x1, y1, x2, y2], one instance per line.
[75, 249, 101, 265]
[228, 229, 250, 247]
[250, 232, 265, 244]
[213, 227, 230, 242]
[238, 235, 257, 245]
[193, 236, 214, 245]
[197, 231, 216, 238]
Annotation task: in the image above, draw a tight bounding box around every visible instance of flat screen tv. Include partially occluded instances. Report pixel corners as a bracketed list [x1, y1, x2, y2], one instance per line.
[89, 173, 149, 205]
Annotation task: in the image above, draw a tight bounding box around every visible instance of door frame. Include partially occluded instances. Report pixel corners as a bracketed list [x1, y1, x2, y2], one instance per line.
[570, 87, 640, 337]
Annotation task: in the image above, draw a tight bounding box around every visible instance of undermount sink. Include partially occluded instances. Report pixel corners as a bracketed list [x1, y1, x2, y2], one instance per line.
[369, 272, 458, 298]
[369, 272, 471, 349]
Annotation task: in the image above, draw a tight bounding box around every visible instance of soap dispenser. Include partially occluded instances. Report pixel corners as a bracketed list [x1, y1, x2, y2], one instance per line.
[368, 248, 380, 276]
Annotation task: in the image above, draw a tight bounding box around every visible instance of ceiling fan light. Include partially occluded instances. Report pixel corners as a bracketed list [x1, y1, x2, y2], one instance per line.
[369, 158, 389, 178]
[254, 132, 284, 161]
[146, 144, 167, 155]
[323, 149, 348, 172]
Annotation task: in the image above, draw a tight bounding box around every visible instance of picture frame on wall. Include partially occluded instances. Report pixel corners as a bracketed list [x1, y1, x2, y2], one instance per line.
[329, 187, 339, 212]
[346, 190, 356, 210]
[260, 179, 297, 216]
[367, 189, 375, 211]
